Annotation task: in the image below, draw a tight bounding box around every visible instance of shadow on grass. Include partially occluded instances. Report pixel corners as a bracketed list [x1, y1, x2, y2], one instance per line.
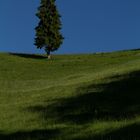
[80, 123, 140, 140]
[19, 70, 140, 139]
[28, 70, 140, 124]
[0, 129, 60, 140]
[9, 53, 46, 59]
[105, 123, 140, 140]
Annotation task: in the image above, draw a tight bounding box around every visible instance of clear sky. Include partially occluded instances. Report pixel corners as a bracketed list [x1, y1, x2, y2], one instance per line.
[0, 0, 140, 54]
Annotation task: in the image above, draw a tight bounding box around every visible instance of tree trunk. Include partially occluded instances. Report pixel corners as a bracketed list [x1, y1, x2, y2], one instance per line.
[47, 50, 51, 59]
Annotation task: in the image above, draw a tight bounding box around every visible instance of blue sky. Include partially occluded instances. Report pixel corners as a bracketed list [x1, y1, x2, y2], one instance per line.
[0, 0, 140, 54]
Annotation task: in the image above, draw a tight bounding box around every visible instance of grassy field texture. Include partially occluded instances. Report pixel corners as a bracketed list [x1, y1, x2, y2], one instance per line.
[0, 50, 140, 139]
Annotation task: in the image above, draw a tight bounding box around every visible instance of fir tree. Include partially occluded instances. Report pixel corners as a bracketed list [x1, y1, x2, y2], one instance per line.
[35, 0, 64, 58]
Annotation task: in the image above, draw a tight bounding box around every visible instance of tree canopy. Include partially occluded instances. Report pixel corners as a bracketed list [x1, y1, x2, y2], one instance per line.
[34, 0, 64, 58]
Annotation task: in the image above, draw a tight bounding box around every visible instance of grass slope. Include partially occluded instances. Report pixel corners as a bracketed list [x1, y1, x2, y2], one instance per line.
[0, 50, 140, 139]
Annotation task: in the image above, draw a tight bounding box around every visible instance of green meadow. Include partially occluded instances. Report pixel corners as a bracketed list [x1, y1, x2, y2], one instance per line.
[0, 50, 140, 139]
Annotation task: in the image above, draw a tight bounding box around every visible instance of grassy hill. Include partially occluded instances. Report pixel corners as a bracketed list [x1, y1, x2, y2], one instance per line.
[0, 50, 140, 139]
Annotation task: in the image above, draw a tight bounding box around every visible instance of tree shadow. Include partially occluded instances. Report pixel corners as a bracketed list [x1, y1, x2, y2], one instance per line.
[79, 123, 140, 140]
[24, 70, 140, 139]
[0, 128, 60, 140]
[27, 70, 140, 124]
[102, 123, 140, 140]
[9, 53, 46, 60]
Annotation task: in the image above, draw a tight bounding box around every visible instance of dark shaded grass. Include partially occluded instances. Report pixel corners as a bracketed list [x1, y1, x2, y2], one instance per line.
[22, 70, 140, 139]
[0, 129, 60, 140]
[78, 123, 140, 140]
[0, 124, 139, 140]
[9, 53, 46, 60]
[1, 67, 140, 139]
[28, 70, 140, 124]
